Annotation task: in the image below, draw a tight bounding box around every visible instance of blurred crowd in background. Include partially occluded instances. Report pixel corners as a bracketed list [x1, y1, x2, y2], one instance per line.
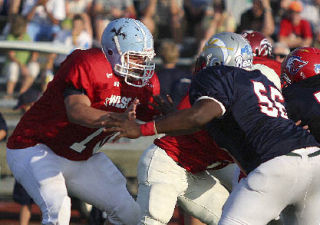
[0, 0, 319, 99]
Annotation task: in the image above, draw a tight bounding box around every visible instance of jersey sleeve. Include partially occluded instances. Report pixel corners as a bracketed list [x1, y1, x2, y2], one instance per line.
[62, 50, 94, 96]
[189, 66, 235, 115]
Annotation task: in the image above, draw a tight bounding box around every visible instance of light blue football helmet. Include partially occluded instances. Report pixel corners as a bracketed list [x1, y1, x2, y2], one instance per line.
[101, 18, 155, 87]
[195, 32, 253, 72]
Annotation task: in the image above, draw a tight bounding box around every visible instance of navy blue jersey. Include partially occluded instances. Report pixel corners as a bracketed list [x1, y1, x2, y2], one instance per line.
[156, 67, 191, 101]
[283, 76, 320, 143]
[189, 65, 319, 173]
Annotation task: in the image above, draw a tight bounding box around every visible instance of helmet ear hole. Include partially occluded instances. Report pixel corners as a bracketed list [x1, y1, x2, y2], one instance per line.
[107, 49, 113, 56]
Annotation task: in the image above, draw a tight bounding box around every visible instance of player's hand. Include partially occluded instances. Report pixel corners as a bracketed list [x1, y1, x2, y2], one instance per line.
[149, 95, 175, 116]
[126, 98, 139, 120]
[103, 117, 141, 142]
[99, 98, 139, 128]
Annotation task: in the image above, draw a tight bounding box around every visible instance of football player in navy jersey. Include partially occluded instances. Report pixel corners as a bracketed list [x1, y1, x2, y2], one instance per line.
[282, 47, 320, 142]
[105, 33, 320, 225]
[280, 47, 320, 225]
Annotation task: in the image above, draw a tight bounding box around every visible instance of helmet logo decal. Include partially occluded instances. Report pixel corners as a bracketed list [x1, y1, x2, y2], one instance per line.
[236, 45, 253, 68]
[111, 27, 126, 54]
[204, 38, 234, 50]
[111, 27, 126, 39]
[235, 55, 252, 68]
[241, 45, 252, 56]
[315, 64, 320, 74]
[259, 38, 272, 56]
[204, 38, 233, 63]
[286, 56, 308, 75]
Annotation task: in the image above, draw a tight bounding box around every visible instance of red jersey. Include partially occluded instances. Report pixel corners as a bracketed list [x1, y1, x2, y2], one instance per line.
[154, 95, 233, 173]
[7, 48, 160, 160]
[279, 18, 313, 39]
[253, 56, 282, 77]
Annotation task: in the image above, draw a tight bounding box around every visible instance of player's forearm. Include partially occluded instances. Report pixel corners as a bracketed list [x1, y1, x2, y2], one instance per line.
[154, 108, 203, 134]
[66, 102, 111, 128]
[154, 99, 221, 134]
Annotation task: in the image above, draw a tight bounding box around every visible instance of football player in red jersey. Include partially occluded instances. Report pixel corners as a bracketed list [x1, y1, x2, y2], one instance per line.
[6, 18, 160, 225]
[137, 93, 234, 225]
[241, 30, 282, 77]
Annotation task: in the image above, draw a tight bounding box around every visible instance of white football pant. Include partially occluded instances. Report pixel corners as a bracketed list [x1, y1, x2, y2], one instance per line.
[219, 147, 320, 225]
[6, 144, 140, 225]
[137, 144, 230, 225]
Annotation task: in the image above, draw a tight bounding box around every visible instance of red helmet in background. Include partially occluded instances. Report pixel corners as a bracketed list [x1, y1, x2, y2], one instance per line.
[241, 30, 272, 57]
[281, 47, 320, 87]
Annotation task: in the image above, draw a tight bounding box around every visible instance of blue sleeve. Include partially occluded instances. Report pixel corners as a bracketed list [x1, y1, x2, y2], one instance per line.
[189, 66, 235, 111]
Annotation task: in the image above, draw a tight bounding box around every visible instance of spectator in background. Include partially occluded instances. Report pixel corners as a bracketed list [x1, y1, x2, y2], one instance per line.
[20, 0, 66, 95]
[12, 88, 41, 225]
[300, 0, 320, 32]
[65, 0, 92, 18]
[224, 0, 252, 26]
[237, 0, 274, 38]
[22, 0, 66, 42]
[0, 112, 8, 142]
[0, 0, 24, 36]
[3, 15, 40, 99]
[42, 14, 92, 92]
[91, 0, 136, 43]
[139, 0, 184, 45]
[278, 1, 313, 49]
[65, 0, 93, 38]
[300, 0, 320, 48]
[157, 40, 192, 106]
[0, 0, 10, 31]
[183, 0, 215, 53]
[269, 0, 291, 41]
[199, 0, 236, 53]
[272, 42, 290, 63]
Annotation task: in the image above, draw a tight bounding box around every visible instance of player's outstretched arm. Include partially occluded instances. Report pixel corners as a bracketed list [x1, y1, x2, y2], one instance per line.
[65, 94, 139, 128]
[105, 99, 223, 141]
[154, 99, 222, 134]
